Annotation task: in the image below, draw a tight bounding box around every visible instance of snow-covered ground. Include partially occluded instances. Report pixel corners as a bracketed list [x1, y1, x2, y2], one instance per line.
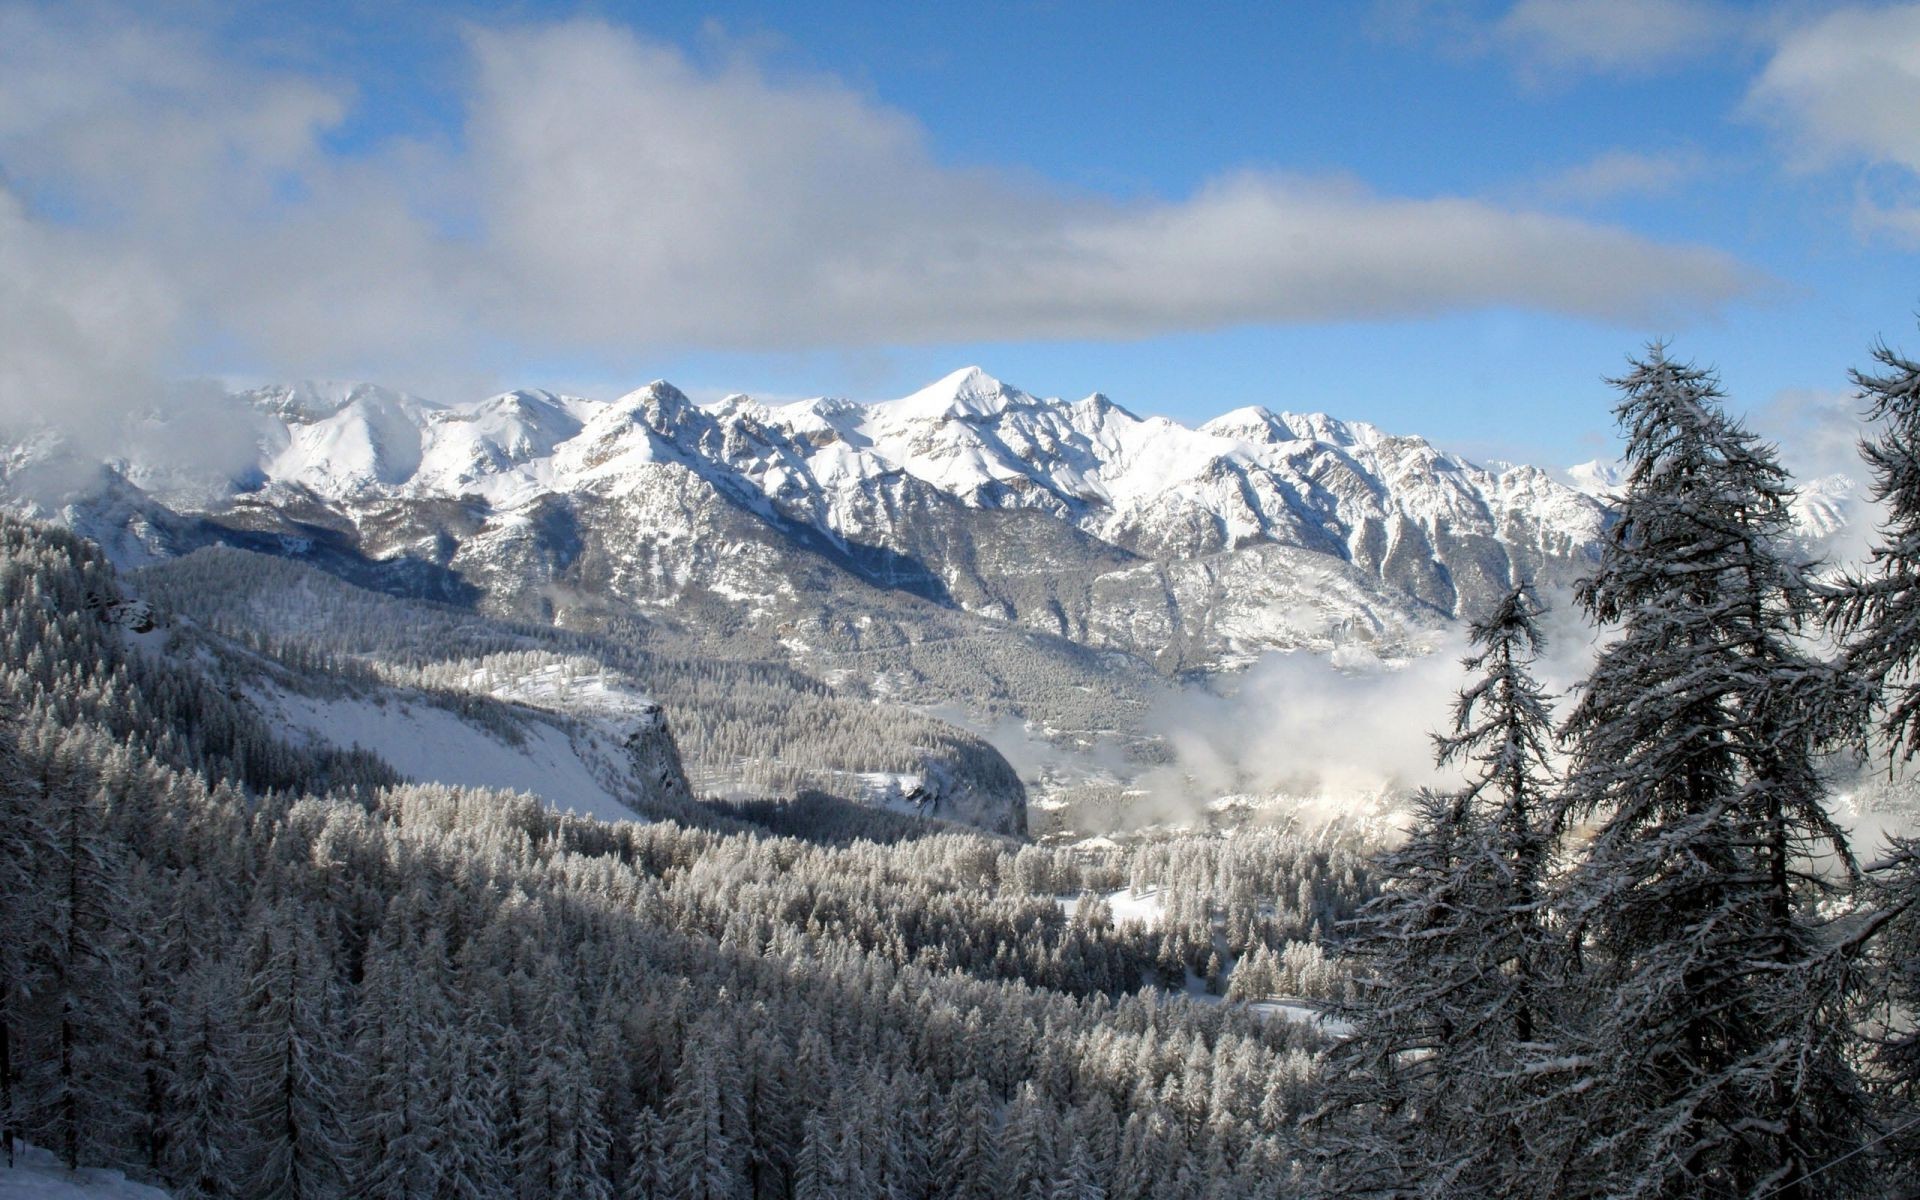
[469, 659, 658, 720]
[0, 1147, 169, 1199]
[1056, 886, 1167, 928]
[253, 684, 643, 823]
[1249, 998, 1356, 1037]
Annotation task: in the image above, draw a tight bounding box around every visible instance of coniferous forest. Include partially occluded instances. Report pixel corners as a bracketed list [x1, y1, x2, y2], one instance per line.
[3, 336, 1920, 1200]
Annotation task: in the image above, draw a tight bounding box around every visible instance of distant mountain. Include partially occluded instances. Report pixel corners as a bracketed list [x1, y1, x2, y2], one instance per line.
[8, 367, 1615, 662]
[1564, 453, 1863, 561]
[0, 367, 1636, 824]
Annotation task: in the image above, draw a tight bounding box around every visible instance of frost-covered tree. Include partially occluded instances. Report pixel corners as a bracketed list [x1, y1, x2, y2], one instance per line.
[1308, 584, 1561, 1197]
[0, 711, 55, 1168]
[509, 972, 612, 1200]
[162, 958, 241, 1200]
[31, 747, 136, 1171]
[1828, 332, 1920, 756]
[233, 901, 350, 1200]
[1546, 347, 1869, 1199]
[350, 928, 446, 1199]
[661, 1037, 744, 1200]
[1823, 328, 1920, 1164]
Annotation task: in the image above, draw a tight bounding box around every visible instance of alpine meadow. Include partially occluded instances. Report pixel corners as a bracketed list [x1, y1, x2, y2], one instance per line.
[3, 4, 1920, 1199]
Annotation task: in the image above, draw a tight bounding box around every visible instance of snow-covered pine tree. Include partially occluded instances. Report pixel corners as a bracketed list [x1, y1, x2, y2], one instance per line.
[1307, 584, 1561, 1197]
[622, 1106, 666, 1200]
[1858, 834, 1920, 1170]
[0, 709, 56, 1169]
[233, 899, 350, 1200]
[1827, 332, 1920, 757]
[32, 743, 137, 1171]
[1546, 346, 1870, 1199]
[1822, 327, 1920, 1164]
[660, 1035, 745, 1200]
[349, 927, 445, 1200]
[510, 967, 612, 1200]
[162, 957, 242, 1200]
[792, 1111, 841, 1200]
[428, 999, 506, 1200]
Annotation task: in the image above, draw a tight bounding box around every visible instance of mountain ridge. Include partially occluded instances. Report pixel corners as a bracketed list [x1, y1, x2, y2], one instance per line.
[5, 367, 1616, 671]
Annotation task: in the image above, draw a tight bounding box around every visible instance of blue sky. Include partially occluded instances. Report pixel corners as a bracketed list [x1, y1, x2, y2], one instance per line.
[4, 1, 1919, 469]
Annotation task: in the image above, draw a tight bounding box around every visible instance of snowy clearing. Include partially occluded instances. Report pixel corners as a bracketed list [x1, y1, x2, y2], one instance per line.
[1056, 886, 1168, 928]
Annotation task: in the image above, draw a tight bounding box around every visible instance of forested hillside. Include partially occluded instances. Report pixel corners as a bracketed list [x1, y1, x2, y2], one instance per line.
[132, 546, 1028, 832]
[0, 515, 1380, 1198]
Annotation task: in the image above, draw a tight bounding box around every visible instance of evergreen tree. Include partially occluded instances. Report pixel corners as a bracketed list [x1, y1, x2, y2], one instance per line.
[661, 1038, 745, 1200]
[350, 930, 445, 1200]
[429, 1008, 506, 1200]
[1824, 327, 1920, 1166]
[0, 711, 56, 1168]
[793, 1111, 841, 1200]
[1308, 585, 1562, 1197]
[623, 1107, 666, 1200]
[1827, 331, 1920, 756]
[1545, 346, 1869, 1198]
[1861, 835, 1920, 1166]
[162, 957, 242, 1200]
[31, 752, 137, 1170]
[233, 900, 350, 1200]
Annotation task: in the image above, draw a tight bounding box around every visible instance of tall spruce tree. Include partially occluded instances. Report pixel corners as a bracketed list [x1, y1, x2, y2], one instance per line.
[1308, 584, 1561, 1198]
[1823, 328, 1920, 1164]
[1546, 346, 1869, 1199]
[0, 711, 56, 1169]
[32, 748, 137, 1171]
[233, 899, 350, 1200]
[1828, 333, 1920, 757]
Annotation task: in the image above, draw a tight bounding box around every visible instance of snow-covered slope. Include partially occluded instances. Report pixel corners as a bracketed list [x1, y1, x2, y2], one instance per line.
[0, 1146, 170, 1199]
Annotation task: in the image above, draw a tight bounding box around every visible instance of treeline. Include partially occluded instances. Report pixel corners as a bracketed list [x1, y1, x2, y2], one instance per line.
[0, 517, 1378, 1198]
[1309, 342, 1920, 1198]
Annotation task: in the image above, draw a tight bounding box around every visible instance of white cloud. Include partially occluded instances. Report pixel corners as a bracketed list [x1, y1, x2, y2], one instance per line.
[1494, 0, 1739, 75]
[1745, 5, 1920, 238]
[462, 21, 1761, 347]
[1143, 636, 1475, 805]
[1533, 149, 1705, 203]
[1747, 5, 1920, 172]
[1381, 0, 1750, 77]
[0, 6, 1763, 433]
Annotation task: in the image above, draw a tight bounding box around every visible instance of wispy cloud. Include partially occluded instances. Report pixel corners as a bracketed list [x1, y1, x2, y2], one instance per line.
[1377, 0, 1754, 78]
[1531, 149, 1707, 204]
[1494, 0, 1743, 76]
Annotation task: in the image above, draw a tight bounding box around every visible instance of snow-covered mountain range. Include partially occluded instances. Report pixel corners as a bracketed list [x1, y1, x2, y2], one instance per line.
[14, 368, 1616, 668]
[0, 367, 1876, 827]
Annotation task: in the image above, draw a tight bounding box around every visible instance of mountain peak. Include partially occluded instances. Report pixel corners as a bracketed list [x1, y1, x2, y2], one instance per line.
[628, 379, 692, 407]
[1564, 458, 1624, 496]
[883, 366, 1019, 421]
[247, 380, 429, 423]
[1198, 406, 1281, 442]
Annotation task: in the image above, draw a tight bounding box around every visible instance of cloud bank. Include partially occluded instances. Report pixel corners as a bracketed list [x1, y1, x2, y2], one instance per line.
[1134, 585, 1607, 822]
[0, 4, 1761, 433]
